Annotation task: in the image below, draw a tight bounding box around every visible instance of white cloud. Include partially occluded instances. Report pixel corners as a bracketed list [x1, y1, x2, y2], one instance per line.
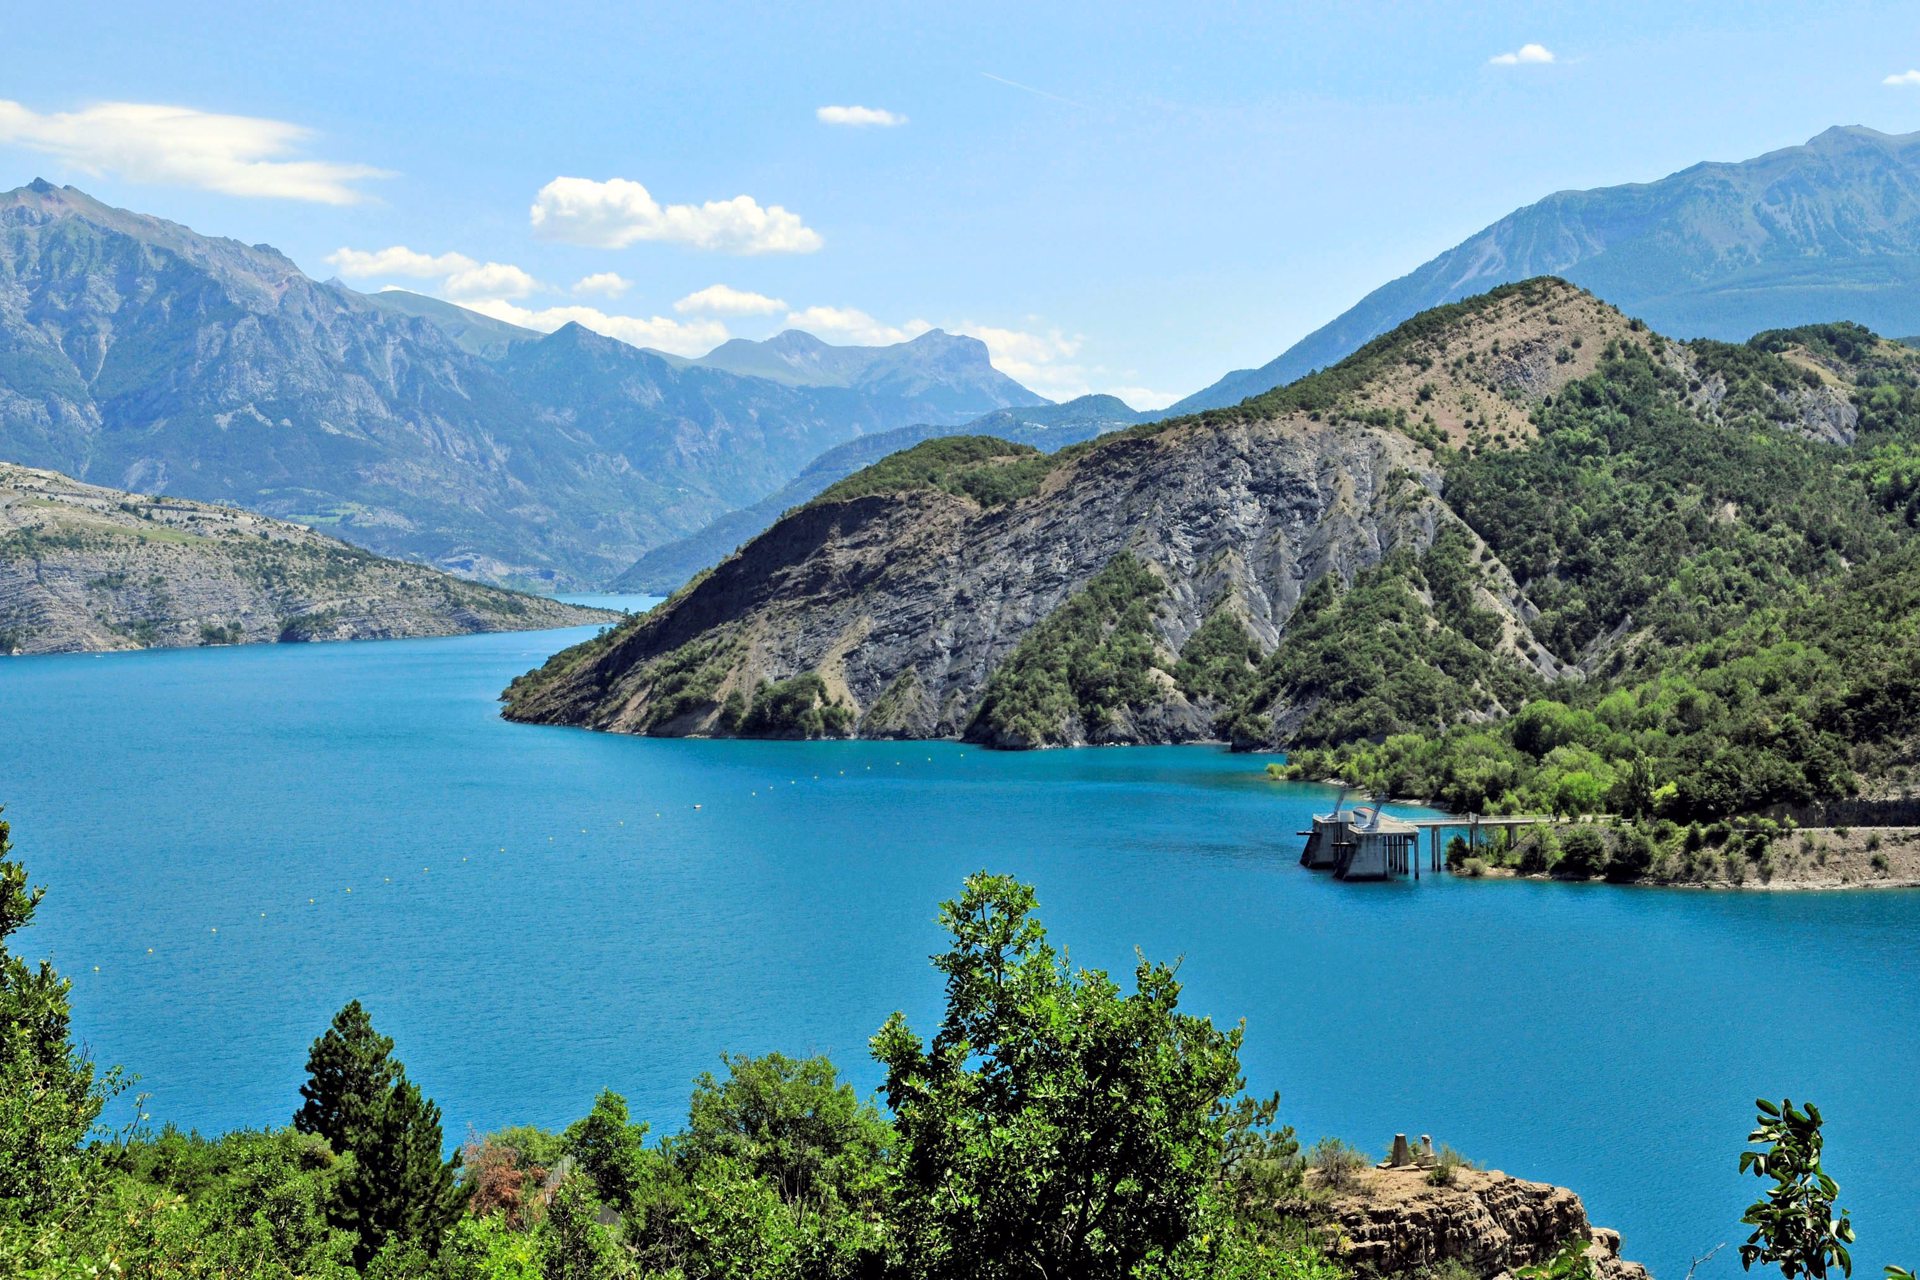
[1110, 386, 1178, 412]
[443, 261, 538, 300]
[1489, 43, 1556, 66]
[328, 245, 537, 299]
[0, 98, 387, 203]
[816, 104, 908, 127]
[954, 323, 1089, 400]
[327, 245, 475, 278]
[783, 305, 933, 346]
[1885, 70, 1920, 86]
[572, 272, 631, 298]
[530, 176, 822, 253]
[676, 284, 787, 316]
[462, 298, 728, 357]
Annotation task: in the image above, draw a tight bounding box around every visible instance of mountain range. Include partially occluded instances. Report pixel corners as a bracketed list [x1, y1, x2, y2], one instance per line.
[0, 181, 1043, 588]
[1174, 125, 1920, 412]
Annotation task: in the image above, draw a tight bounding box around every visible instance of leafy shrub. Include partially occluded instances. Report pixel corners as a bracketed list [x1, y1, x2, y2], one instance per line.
[1307, 1137, 1369, 1193]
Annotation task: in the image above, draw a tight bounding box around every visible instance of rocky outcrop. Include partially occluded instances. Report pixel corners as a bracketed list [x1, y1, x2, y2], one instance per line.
[503, 281, 1638, 744]
[0, 463, 616, 655]
[1319, 1166, 1649, 1280]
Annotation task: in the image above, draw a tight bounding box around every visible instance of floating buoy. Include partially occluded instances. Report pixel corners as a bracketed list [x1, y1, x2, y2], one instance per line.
[309, 898, 315, 904]
[147, 948, 153, 954]
[694, 804, 702, 810]
[93, 965, 100, 971]
[210, 927, 217, 933]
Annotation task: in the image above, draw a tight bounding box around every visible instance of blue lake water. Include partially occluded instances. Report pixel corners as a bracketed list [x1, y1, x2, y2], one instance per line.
[2, 605, 1917, 1277]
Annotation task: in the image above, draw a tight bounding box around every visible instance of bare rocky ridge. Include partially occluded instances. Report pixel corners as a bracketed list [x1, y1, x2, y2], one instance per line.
[1317, 1166, 1649, 1280]
[0, 463, 615, 655]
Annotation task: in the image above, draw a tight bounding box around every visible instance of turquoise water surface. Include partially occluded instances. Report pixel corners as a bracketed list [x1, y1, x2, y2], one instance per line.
[1, 607, 1916, 1276]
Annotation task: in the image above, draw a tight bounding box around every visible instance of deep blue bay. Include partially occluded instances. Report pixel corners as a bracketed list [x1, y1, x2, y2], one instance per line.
[2, 606, 1916, 1277]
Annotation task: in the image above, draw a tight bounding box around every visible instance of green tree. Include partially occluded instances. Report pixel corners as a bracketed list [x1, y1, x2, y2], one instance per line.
[294, 999, 398, 1156]
[0, 806, 117, 1227]
[679, 1051, 891, 1215]
[539, 1172, 636, 1280]
[872, 872, 1251, 1280]
[339, 1075, 464, 1265]
[564, 1090, 653, 1213]
[1739, 1098, 1854, 1280]
[294, 1001, 462, 1264]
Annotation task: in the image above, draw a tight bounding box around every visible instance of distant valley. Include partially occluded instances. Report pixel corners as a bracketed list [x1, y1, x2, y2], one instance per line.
[613, 394, 1146, 593]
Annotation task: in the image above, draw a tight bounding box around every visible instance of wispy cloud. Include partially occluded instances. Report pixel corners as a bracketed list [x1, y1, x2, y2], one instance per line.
[979, 72, 1086, 109]
[530, 176, 822, 254]
[676, 284, 787, 316]
[1885, 69, 1920, 86]
[1488, 43, 1556, 66]
[817, 105, 907, 127]
[0, 98, 387, 203]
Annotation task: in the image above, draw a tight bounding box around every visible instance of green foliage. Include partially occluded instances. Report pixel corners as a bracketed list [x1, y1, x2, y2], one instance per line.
[968, 553, 1169, 745]
[679, 1051, 892, 1217]
[0, 807, 116, 1230]
[1175, 604, 1264, 708]
[1740, 1099, 1855, 1280]
[1516, 1237, 1598, 1280]
[814, 436, 1051, 508]
[1237, 553, 1537, 749]
[871, 872, 1257, 1279]
[295, 1002, 463, 1264]
[740, 673, 856, 739]
[563, 1090, 653, 1214]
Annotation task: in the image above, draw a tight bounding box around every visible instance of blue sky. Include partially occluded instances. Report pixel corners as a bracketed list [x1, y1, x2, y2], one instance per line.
[7, 1, 1920, 405]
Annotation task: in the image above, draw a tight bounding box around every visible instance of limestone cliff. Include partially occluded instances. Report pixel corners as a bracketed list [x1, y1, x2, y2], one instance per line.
[1317, 1166, 1649, 1280]
[0, 463, 615, 655]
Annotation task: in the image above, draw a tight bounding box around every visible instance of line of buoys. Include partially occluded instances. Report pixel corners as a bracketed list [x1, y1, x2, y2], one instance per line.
[107, 750, 964, 969]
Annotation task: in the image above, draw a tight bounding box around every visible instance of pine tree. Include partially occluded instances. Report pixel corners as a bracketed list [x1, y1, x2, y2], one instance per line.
[339, 1076, 464, 1265]
[0, 807, 114, 1223]
[293, 999, 397, 1155]
[294, 1000, 461, 1263]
